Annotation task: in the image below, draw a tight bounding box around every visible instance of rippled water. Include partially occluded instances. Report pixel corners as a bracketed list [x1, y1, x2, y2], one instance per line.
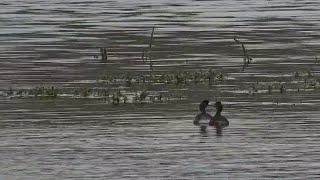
[0, 0, 320, 179]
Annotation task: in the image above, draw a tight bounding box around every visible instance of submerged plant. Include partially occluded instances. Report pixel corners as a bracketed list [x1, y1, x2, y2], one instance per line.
[141, 48, 147, 64]
[7, 87, 14, 96]
[125, 75, 133, 87]
[158, 93, 163, 102]
[139, 90, 148, 102]
[100, 89, 110, 97]
[141, 27, 156, 72]
[80, 88, 90, 97]
[123, 95, 128, 104]
[268, 85, 273, 94]
[193, 72, 201, 84]
[207, 68, 216, 85]
[280, 84, 285, 94]
[100, 47, 108, 63]
[46, 87, 58, 97]
[133, 92, 139, 103]
[234, 37, 253, 70]
[175, 72, 183, 85]
[149, 96, 155, 103]
[216, 72, 225, 81]
[26, 86, 59, 98]
[149, 27, 155, 72]
[16, 89, 25, 97]
[112, 93, 120, 105]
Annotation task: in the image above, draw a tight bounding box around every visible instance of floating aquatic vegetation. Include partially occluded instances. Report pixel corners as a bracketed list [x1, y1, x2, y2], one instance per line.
[29, 87, 58, 98]
[5, 87, 59, 98]
[2, 86, 186, 105]
[99, 69, 227, 86]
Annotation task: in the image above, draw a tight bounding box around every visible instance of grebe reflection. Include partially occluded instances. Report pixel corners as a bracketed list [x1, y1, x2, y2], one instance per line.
[194, 100, 212, 132]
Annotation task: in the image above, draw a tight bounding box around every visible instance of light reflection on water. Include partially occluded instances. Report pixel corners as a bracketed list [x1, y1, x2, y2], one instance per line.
[0, 0, 320, 179]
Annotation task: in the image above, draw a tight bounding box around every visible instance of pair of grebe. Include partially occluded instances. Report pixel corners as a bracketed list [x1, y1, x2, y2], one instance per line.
[194, 100, 229, 134]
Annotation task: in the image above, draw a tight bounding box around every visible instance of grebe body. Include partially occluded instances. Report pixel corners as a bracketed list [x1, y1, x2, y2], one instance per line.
[194, 100, 212, 132]
[209, 101, 229, 134]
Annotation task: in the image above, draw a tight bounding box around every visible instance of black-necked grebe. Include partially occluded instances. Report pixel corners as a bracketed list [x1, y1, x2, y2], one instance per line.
[194, 100, 212, 132]
[209, 101, 229, 134]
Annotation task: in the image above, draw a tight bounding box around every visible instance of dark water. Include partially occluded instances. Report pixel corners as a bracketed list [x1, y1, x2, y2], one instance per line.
[0, 0, 320, 179]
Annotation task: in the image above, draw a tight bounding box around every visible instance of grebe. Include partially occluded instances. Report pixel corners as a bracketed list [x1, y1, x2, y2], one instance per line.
[194, 100, 212, 132]
[209, 101, 229, 134]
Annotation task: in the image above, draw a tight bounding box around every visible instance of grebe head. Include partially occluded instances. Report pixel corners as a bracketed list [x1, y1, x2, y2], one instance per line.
[214, 101, 223, 112]
[199, 100, 209, 112]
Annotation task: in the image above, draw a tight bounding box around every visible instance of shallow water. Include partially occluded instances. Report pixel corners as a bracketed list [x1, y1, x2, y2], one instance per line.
[0, 0, 320, 179]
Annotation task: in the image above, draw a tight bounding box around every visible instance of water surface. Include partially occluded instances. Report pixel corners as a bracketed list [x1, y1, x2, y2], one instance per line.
[0, 0, 320, 179]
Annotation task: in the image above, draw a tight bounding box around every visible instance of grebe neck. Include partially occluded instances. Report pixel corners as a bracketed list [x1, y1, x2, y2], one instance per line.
[215, 107, 222, 115]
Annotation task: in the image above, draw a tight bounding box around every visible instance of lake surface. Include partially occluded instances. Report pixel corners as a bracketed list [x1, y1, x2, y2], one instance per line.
[0, 0, 320, 179]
